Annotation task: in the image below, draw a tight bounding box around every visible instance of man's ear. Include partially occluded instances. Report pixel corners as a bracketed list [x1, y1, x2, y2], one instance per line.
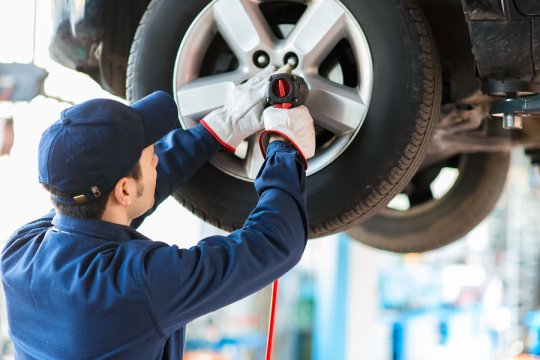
[112, 177, 133, 206]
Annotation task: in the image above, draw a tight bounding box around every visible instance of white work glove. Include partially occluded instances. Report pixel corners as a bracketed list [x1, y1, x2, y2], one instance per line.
[259, 105, 316, 167]
[201, 66, 276, 153]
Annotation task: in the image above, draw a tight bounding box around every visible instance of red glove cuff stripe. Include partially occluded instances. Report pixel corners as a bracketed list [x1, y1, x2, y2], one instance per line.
[201, 119, 236, 153]
[273, 103, 293, 109]
[258, 130, 308, 169]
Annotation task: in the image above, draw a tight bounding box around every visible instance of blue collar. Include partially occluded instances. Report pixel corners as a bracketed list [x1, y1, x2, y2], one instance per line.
[51, 213, 150, 242]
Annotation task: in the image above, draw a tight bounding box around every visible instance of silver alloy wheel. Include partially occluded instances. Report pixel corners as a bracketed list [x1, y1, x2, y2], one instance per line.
[173, 0, 373, 181]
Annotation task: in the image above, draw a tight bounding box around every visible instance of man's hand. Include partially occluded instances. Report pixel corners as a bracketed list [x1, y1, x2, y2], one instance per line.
[201, 65, 291, 153]
[259, 105, 315, 167]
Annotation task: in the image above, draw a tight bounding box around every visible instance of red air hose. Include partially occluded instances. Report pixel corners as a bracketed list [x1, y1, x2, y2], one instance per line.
[265, 279, 279, 360]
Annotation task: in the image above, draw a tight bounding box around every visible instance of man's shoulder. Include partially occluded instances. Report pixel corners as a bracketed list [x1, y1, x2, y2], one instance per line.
[4, 211, 54, 246]
[17, 209, 54, 231]
[1, 211, 54, 270]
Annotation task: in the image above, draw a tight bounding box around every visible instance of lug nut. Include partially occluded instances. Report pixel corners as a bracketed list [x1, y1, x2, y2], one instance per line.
[283, 52, 299, 69]
[253, 50, 270, 68]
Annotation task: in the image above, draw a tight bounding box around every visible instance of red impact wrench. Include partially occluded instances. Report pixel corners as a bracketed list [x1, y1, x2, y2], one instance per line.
[264, 68, 309, 360]
[266, 72, 309, 109]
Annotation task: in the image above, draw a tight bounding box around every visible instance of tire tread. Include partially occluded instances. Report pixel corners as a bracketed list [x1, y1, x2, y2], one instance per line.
[310, 0, 442, 236]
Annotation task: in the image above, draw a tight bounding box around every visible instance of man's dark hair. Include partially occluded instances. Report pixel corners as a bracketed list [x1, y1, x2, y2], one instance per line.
[43, 161, 142, 219]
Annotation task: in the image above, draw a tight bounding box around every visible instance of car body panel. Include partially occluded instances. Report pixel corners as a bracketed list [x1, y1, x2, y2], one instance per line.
[50, 0, 148, 96]
[515, 0, 540, 15]
[49, 0, 104, 71]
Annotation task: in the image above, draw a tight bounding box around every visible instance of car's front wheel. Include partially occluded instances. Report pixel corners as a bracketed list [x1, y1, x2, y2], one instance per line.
[127, 0, 441, 238]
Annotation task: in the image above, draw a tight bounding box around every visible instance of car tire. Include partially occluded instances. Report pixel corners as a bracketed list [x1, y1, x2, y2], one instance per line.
[127, 0, 441, 237]
[346, 152, 511, 253]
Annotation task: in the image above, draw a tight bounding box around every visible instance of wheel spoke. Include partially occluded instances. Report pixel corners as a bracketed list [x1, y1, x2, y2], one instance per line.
[306, 76, 367, 135]
[242, 133, 266, 180]
[176, 70, 247, 121]
[406, 165, 446, 205]
[213, 0, 275, 60]
[286, 0, 347, 68]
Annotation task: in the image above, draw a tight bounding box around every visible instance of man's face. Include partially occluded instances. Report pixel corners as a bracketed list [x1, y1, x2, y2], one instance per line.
[131, 144, 158, 218]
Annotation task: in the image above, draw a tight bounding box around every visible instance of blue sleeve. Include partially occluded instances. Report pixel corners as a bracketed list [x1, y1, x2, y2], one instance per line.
[139, 141, 308, 332]
[153, 124, 221, 203]
[131, 124, 221, 227]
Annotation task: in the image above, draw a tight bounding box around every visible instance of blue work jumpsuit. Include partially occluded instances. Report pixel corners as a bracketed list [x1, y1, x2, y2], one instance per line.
[0, 124, 308, 359]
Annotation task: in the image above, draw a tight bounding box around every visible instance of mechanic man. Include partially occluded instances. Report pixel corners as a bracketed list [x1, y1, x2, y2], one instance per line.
[0, 67, 315, 359]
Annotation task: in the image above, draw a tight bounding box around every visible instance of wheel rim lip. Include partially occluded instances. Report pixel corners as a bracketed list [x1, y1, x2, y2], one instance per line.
[173, 0, 374, 181]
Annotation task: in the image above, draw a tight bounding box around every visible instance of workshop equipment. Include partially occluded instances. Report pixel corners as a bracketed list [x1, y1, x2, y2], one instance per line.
[491, 94, 540, 129]
[266, 73, 308, 109]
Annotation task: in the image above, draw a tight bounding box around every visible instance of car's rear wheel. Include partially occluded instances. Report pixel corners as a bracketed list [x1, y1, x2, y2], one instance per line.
[346, 152, 511, 253]
[127, 0, 441, 237]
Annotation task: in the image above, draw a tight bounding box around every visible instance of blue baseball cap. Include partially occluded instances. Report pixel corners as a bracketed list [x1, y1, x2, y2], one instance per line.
[38, 91, 178, 205]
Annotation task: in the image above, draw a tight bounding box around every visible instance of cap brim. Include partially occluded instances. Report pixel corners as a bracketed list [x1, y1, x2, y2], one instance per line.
[131, 91, 179, 146]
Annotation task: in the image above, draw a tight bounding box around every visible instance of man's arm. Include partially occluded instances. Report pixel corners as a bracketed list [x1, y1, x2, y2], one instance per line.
[133, 67, 278, 226]
[139, 141, 308, 333]
[131, 124, 221, 227]
[153, 124, 221, 201]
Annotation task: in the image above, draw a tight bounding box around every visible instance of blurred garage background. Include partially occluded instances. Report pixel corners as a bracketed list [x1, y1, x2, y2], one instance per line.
[1, 1, 540, 359]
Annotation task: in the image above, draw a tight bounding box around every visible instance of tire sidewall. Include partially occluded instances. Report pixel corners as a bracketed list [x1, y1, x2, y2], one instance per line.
[127, 0, 209, 100]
